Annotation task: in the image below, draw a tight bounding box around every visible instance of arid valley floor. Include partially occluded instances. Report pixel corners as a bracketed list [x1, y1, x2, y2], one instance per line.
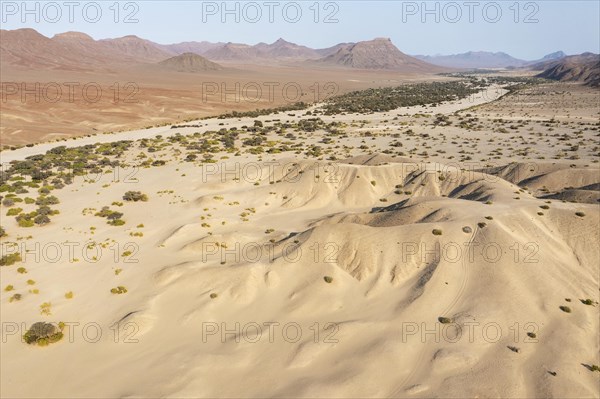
[1, 75, 599, 398]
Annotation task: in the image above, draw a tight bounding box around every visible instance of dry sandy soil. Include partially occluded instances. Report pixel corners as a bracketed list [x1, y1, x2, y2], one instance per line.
[0, 81, 599, 398]
[0, 64, 445, 147]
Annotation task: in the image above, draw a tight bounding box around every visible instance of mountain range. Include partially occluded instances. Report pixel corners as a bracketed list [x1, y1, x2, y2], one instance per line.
[0, 28, 595, 77]
[415, 51, 568, 69]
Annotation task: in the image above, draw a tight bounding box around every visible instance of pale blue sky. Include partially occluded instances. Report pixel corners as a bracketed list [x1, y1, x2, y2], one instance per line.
[1, 0, 598, 59]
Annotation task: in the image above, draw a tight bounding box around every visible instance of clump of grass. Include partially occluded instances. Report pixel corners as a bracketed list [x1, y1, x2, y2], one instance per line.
[478, 222, 487, 228]
[432, 229, 443, 236]
[590, 365, 600, 372]
[484, 200, 493, 205]
[210, 293, 218, 299]
[438, 317, 453, 324]
[65, 291, 74, 299]
[559, 305, 571, 313]
[580, 299, 595, 305]
[4, 285, 14, 291]
[575, 212, 585, 217]
[17, 267, 27, 274]
[462, 226, 472, 233]
[484, 216, 493, 220]
[540, 205, 550, 210]
[527, 332, 537, 339]
[323, 276, 334, 283]
[110, 286, 128, 294]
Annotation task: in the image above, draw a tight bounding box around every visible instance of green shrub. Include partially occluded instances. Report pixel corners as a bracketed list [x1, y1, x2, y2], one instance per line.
[110, 286, 128, 294]
[9, 293, 22, 302]
[0, 253, 21, 266]
[23, 322, 64, 346]
[6, 207, 22, 216]
[123, 191, 148, 202]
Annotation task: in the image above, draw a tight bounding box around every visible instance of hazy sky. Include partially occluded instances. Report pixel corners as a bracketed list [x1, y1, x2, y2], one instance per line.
[1, 0, 598, 59]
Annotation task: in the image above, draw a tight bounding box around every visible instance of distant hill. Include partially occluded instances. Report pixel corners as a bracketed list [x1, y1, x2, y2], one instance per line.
[535, 53, 600, 87]
[316, 38, 441, 72]
[157, 52, 223, 72]
[254, 38, 320, 59]
[536, 51, 567, 63]
[156, 41, 225, 56]
[415, 51, 528, 69]
[414, 50, 569, 69]
[203, 42, 266, 61]
[99, 35, 172, 62]
[316, 42, 355, 57]
[0, 29, 172, 70]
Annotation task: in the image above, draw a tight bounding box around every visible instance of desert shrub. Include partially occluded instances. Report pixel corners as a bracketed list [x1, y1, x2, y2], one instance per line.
[580, 299, 595, 305]
[9, 293, 22, 302]
[6, 207, 22, 216]
[110, 286, 128, 294]
[65, 291, 74, 299]
[210, 293, 218, 299]
[575, 212, 585, 217]
[34, 215, 51, 225]
[16, 267, 27, 274]
[323, 276, 333, 283]
[35, 196, 59, 206]
[17, 217, 35, 227]
[2, 198, 14, 207]
[123, 191, 148, 202]
[438, 317, 453, 324]
[559, 306, 571, 313]
[23, 322, 64, 346]
[432, 229, 443, 236]
[0, 253, 21, 266]
[0, 226, 6, 237]
[4, 285, 14, 291]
